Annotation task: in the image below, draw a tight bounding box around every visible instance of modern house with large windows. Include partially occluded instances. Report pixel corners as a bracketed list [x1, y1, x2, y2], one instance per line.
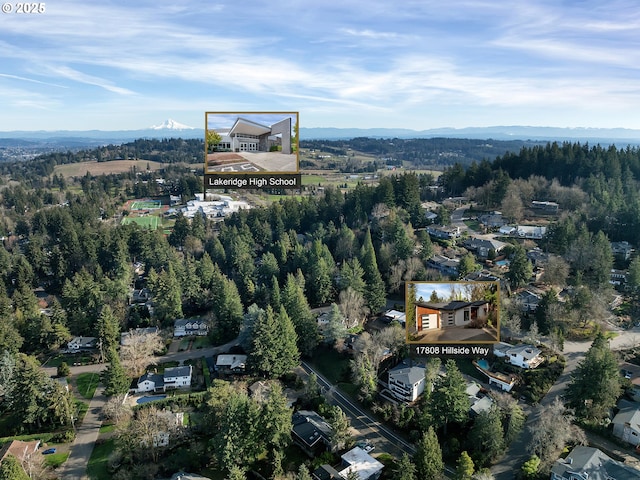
[414, 300, 489, 331]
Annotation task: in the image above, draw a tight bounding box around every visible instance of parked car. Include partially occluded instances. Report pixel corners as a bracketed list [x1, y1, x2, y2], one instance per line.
[42, 448, 57, 455]
[356, 441, 375, 453]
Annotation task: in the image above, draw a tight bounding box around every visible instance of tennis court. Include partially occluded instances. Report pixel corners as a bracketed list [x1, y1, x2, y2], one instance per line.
[130, 200, 162, 210]
[121, 216, 160, 230]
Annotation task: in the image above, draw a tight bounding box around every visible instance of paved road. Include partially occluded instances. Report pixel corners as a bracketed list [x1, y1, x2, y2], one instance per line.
[300, 362, 416, 458]
[45, 337, 240, 479]
[488, 331, 640, 479]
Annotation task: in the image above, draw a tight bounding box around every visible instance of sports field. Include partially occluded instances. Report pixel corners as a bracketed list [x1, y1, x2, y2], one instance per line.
[130, 200, 162, 210]
[121, 216, 159, 230]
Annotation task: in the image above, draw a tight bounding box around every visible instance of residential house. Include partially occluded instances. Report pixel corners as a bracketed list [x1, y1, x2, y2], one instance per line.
[610, 269, 628, 289]
[462, 270, 500, 282]
[133, 365, 192, 393]
[499, 225, 517, 235]
[515, 225, 547, 239]
[551, 445, 640, 479]
[67, 336, 99, 352]
[130, 288, 151, 304]
[215, 354, 247, 374]
[473, 360, 517, 392]
[173, 318, 208, 337]
[0, 440, 41, 474]
[338, 447, 384, 480]
[514, 289, 541, 313]
[526, 248, 549, 267]
[381, 309, 406, 326]
[478, 211, 505, 228]
[426, 254, 460, 277]
[612, 400, 640, 446]
[388, 364, 426, 402]
[463, 237, 506, 258]
[466, 382, 493, 417]
[493, 342, 544, 369]
[531, 200, 559, 214]
[426, 225, 461, 240]
[414, 300, 489, 331]
[120, 326, 159, 346]
[611, 241, 633, 261]
[291, 410, 333, 457]
[312, 464, 343, 480]
[621, 362, 640, 402]
[424, 211, 438, 223]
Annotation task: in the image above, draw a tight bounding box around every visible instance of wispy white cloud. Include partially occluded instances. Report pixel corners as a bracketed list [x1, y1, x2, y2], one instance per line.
[0, 73, 67, 88]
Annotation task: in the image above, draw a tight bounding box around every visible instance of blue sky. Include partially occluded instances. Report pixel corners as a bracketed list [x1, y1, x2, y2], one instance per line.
[1, 0, 639, 131]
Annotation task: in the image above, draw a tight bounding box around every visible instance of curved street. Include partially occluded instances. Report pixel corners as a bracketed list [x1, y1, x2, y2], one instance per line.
[46, 337, 239, 480]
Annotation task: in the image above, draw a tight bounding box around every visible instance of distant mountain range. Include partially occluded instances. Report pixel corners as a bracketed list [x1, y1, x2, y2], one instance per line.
[1, 122, 640, 151]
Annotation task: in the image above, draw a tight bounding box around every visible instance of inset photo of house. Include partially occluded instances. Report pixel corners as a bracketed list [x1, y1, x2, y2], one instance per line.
[205, 112, 298, 173]
[406, 281, 500, 344]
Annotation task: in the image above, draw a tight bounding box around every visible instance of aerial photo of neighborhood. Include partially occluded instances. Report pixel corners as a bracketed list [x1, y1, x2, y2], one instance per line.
[2, 1, 640, 480]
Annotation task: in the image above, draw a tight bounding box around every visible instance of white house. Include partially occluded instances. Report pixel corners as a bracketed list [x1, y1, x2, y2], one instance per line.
[164, 366, 192, 390]
[174, 318, 208, 337]
[551, 445, 640, 480]
[493, 342, 544, 369]
[388, 364, 426, 402]
[67, 336, 99, 351]
[612, 401, 640, 446]
[339, 447, 384, 480]
[133, 366, 192, 393]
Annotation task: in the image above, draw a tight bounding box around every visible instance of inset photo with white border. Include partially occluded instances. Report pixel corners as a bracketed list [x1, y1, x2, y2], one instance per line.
[406, 281, 500, 344]
[205, 112, 299, 173]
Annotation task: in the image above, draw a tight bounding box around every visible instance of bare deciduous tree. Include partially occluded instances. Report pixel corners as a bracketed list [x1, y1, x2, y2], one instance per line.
[120, 330, 164, 377]
[338, 287, 369, 329]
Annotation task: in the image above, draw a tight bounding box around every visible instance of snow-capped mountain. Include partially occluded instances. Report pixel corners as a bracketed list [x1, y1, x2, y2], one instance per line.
[149, 119, 196, 130]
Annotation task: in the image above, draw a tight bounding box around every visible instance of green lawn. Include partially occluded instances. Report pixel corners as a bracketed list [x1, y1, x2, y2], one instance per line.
[87, 438, 116, 480]
[192, 336, 211, 349]
[0, 432, 54, 444]
[99, 424, 116, 434]
[121, 215, 159, 230]
[75, 372, 100, 399]
[44, 451, 69, 468]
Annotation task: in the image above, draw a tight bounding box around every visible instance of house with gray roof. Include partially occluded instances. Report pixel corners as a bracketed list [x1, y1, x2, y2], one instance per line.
[388, 364, 426, 402]
[551, 445, 640, 479]
[463, 237, 506, 258]
[493, 342, 544, 369]
[612, 400, 640, 446]
[133, 365, 192, 393]
[291, 410, 333, 457]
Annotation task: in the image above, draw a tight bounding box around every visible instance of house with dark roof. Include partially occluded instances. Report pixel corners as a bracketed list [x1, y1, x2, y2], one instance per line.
[215, 355, 247, 374]
[611, 241, 633, 261]
[133, 365, 192, 393]
[551, 445, 640, 479]
[67, 336, 99, 351]
[414, 300, 489, 331]
[514, 289, 541, 313]
[291, 410, 333, 457]
[426, 225, 461, 240]
[426, 254, 460, 277]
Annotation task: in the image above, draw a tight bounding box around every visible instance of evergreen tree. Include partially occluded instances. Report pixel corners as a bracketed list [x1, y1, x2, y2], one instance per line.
[102, 347, 130, 396]
[259, 382, 292, 450]
[505, 244, 533, 289]
[97, 305, 120, 359]
[282, 272, 318, 356]
[565, 332, 623, 420]
[428, 359, 469, 434]
[394, 453, 417, 480]
[414, 426, 444, 480]
[455, 451, 475, 480]
[0, 454, 29, 480]
[359, 229, 387, 313]
[468, 407, 505, 467]
[296, 464, 313, 480]
[249, 306, 299, 378]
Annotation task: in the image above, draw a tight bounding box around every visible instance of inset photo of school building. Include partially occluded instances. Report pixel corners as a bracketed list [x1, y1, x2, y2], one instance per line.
[205, 112, 298, 173]
[406, 281, 500, 344]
